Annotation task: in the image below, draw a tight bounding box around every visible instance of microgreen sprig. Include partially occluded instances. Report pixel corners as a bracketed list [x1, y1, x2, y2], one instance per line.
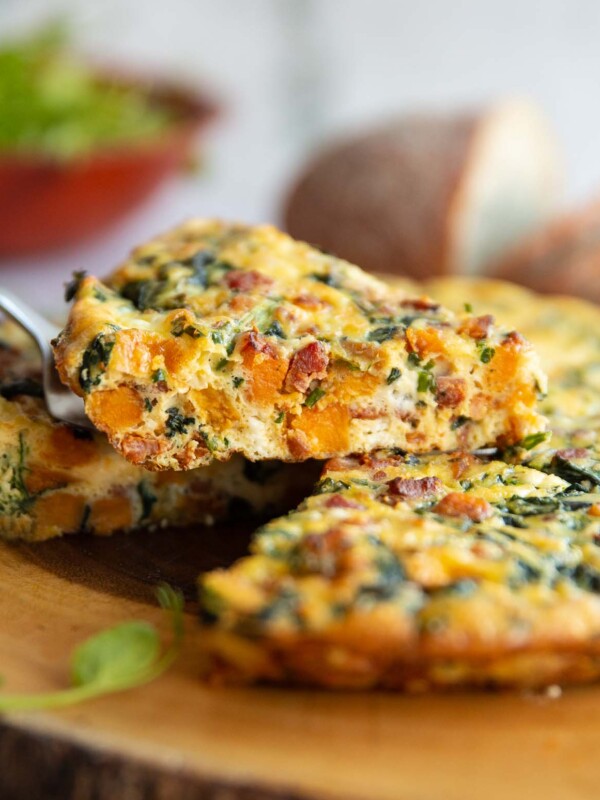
[0, 584, 184, 712]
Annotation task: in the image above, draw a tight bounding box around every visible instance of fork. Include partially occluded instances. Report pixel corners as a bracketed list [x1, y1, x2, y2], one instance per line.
[0, 286, 93, 429]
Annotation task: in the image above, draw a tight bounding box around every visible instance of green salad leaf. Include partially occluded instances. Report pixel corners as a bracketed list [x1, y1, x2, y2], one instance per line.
[0, 22, 174, 159]
[0, 584, 184, 712]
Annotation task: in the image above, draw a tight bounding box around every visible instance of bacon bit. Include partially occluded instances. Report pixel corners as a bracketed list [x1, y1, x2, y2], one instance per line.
[175, 440, 209, 469]
[387, 476, 443, 500]
[324, 495, 364, 510]
[435, 376, 466, 408]
[458, 314, 494, 340]
[341, 341, 379, 361]
[406, 431, 426, 447]
[284, 341, 329, 393]
[433, 492, 493, 522]
[293, 293, 325, 310]
[350, 405, 381, 420]
[363, 456, 404, 471]
[450, 452, 480, 480]
[325, 456, 361, 472]
[401, 296, 440, 311]
[503, 330, 527, 350]
[238, 331, 279, 360]
[224, 269, 273, 292]
[468, 392, 488, 421]
[287, 429, 311, 459]
[121, 434, 163, 465]
[363, 454, 404, 469]
[554, 448, 589, 461]
[373, 470, 388, 481]
[298, 528, 349, 577]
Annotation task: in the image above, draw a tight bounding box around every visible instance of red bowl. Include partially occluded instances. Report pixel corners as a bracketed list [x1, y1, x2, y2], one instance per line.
[0, 71, 219, 256]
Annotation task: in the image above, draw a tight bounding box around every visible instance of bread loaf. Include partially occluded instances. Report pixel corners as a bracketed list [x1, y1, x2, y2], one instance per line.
[491, 198, 600, 303]
[284, 100, 562, 279]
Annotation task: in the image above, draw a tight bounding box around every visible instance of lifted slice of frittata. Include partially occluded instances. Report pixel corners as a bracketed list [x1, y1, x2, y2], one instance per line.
[199, 449, 600, 690]
[0, 321, 318, 541]
[54, 221, 546, 470]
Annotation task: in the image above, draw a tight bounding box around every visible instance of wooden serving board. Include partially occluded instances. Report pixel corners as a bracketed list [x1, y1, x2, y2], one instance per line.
[1, 523, 600, 800]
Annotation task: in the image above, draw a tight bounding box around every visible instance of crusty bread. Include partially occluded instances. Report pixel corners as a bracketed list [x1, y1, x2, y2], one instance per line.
[284, 100, 562, 279]
[491, 198, 600, 303]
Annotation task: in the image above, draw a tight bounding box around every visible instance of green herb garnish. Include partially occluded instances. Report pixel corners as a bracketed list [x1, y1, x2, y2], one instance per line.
[478, 344, 496, 363]
[0, 24, 173, 160]
[305, 387, 326, 408]
[274, 410, 285, 424]
[520, 431, 551, 450]
[165, 407, 195, 437]
[171, 319, 203, 339]
[451, 415, 470, 430]
[264, 321, 286, 338]
[137, 480, 157, 519]
[417, 370, 436, 393]
[386, 367, 401, 385]
[313, 477, 350, 494]
[232, 376, 244, 388]
[79, 332, 114, 393]
[0, 585, 183, 712]
[367, 326, 399, 343]
[152, 368, 167, 383]
[334, 358, 361, 372]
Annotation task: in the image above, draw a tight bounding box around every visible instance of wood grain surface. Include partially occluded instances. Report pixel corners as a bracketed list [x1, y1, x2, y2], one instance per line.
[1, 523, 600, 800]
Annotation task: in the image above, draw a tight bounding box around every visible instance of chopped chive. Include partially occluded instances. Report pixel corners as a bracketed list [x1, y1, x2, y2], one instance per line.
[274, 410, 285, 424]
[334, 358, 361, 371]
[407, 352, 421, 366]
[367, 326, 399, 343]
[232, 376, 244, 388]
[264, 321, 286, 338]
[305, 387, 326, 408]
[171, 319, 203, 338]
[417, 370, 435, 393]
[215, 358, 228, 371]
[520, 431, 551, 450]
[386, 367, 401, 385]
[479, 344, 496, 364]
[152, 368, 167, 383]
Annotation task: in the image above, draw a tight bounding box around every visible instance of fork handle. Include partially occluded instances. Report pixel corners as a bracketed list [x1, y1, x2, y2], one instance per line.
[0, 286, 61, 356]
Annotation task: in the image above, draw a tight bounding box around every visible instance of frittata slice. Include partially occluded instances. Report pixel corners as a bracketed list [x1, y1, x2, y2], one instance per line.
[419, 277, 600, 452]
[0, 322, 318, 541]
[54, 221, 547, 470]
[199, 449, 600, 690]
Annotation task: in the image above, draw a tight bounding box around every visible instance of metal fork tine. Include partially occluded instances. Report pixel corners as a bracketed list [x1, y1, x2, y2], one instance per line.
[0, 287, 93, 430]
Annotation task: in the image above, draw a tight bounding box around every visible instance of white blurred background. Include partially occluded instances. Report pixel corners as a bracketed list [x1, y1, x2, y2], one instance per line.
[2, 0, 600, 308]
